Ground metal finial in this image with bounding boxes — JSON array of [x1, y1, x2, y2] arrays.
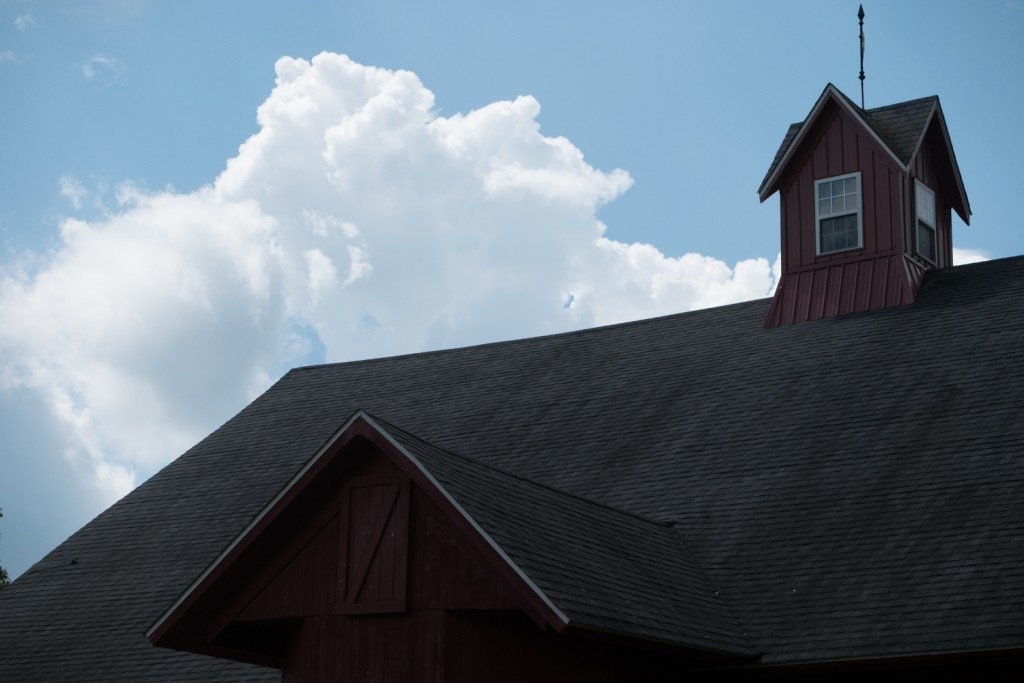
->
[[858, 5, 866, 108]]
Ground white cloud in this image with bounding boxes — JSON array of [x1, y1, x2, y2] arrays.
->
[[304, 248, 338, 303], [952, 247, 988, 265], [0, 51, 16, 64], [58, 176, 88, 210], [81, 53, 126, 84], [15, 14, 38, 31], [0, 52, 778, 503]]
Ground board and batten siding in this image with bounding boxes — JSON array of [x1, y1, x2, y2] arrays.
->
[[766, 101, 929, 327], [778, 104, 904, 273]]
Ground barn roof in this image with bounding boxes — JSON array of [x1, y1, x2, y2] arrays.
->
[[152, 412, 756, 658], [377, 415, 756, 653], [360, 413, 753, 655], [1, 255, 1023, 678], [758, 84, 970, 222]]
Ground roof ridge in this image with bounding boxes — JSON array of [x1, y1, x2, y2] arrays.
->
[[290, 297, 770, 374], [295, 257, 1018, 379], [368, 413, 674, 529]]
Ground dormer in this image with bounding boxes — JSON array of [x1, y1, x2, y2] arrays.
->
[[758, 84, 970, 327]]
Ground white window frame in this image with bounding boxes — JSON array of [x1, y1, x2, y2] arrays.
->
[[915, 179, 938, 265], [814, 171, 863, 256]]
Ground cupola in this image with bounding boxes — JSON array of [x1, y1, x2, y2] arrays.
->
[[758, 84, 970, 327]]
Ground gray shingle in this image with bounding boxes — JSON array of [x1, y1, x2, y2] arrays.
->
[[377, 416, 756, 655], [1, 255, 1022, 677]]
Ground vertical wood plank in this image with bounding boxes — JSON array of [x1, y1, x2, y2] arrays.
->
[[853, 259, 873, 313], [794, 271, 812, 323], [869, 257, 888, 310], [809, 268, 828, 321], [838, 262, 858, 315], [828, 114, 843, 177], [842, 114, 858, 174]]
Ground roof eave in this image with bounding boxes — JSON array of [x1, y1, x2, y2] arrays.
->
[[917, 102, 971, 225]]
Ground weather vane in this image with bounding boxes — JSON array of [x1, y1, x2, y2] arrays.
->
[[858, 5, 866, 108]]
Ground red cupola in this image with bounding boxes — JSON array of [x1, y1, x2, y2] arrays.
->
[[758, 84, 970, 327]]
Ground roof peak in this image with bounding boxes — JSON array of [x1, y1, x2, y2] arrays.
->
[[822, 82, 937, 115]]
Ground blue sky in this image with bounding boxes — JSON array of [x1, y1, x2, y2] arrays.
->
[[0, 0, 1021, 579]]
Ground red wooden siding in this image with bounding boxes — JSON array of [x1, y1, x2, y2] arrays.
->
[[408, 489, 523, 612], [284, 612, 444, 683], [765, 253, 912, 327], [765, 98, 961, 328], [236, 513, 340, 622], [226, 448, 522, 631], [909, 124, 954, 268], [777, 103, 903, 275], [283, 610, 702, 682], [337, 477, 409, 613]]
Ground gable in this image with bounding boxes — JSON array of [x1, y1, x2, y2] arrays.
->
[[758, 84, 905, 201], [232, 460, 412, 624], [148, 415, 552, 665], [228, 450, 526, 626], [759, 85, 970, 223]]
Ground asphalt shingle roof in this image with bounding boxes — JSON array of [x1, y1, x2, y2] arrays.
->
[[761, 91, 938, 192], [1, 255, 1022, 678], [377, 416, 755, 655]]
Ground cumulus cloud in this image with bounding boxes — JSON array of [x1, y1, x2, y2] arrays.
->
[[58, 176, 88, 210], [952, 247, 988, 265], [81, 53, 125, 84], [15, 14, 38, 31], [0, 53, 778, 503]]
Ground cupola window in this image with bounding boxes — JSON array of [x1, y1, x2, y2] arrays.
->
[[815, 172, 862, 255], [915, 180, 937, 263]]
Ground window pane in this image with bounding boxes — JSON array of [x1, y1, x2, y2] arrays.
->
[[917, 220, 936, 262], [820, 214, 859, 253], [916, 181, 936, 228], [818, 176, 860, 218]]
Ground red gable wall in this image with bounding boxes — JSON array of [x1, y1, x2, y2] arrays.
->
[[776, 102, 904, 275], [907, 124, 955, 269]]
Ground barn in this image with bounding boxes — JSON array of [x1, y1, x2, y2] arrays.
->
[[1, 83, 1022, 680]]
